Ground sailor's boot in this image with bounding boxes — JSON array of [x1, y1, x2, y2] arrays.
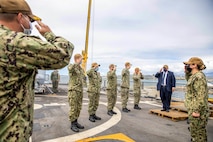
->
[[76, 120, 84, 129], [71, 120, 79, 132], [134, 104, 141, 110], [89, 115, 96, 122]]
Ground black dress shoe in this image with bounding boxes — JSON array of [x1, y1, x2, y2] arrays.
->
[[161, 109, 166, 111], [107, 110, 113, 116], [122, 108, 129, 113], [94, 114, 101, 120], [89, 115, 96, 122], [112, 110, 117, 114]]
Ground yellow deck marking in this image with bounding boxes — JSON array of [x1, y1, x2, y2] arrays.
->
[[76, 133, 135, 142], [208, 98, 213, 104]]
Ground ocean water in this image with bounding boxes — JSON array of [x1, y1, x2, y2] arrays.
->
[[43, 75, 213, 99], [56, 75, 186, 86]]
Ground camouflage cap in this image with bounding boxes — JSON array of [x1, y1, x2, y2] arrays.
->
[[0, 0, 41, 22], [163, 65, 168, 69], [91, 62, 100, 68], [183, 57, 204, 65], [183, 57, 206, 70]]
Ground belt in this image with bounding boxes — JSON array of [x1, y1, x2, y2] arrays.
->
[[161, 85, 166, 87]]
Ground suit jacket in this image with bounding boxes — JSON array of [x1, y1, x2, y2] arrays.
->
[[155, 71, 176, 91]]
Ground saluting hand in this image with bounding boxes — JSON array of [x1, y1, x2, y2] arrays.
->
[[35, 21, 52, 36]]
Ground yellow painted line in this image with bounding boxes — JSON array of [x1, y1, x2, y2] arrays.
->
[[208, 98, 213, 104], [76, 133, 135, 142]]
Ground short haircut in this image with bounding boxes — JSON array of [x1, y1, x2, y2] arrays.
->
[[0, 13, 17, 22], [109, 64, 114, 69], [74, 54, 82, 61], [125, 62, 131, 67], [135, 67, 140, 72]]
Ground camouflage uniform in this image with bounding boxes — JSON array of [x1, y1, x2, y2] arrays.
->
[[185, 71, 209, 142], [133, 73, 144, 105], [68, 64, 85, 122], [87, 68, 102, 116], [121, 68, 130, 109], [0, 25, 73, 141], [97, 72, 102, 92], [51, 70, 60, 92], [107, 70, 117, 111]]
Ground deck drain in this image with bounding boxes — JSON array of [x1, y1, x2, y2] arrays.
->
[[43, 124, 51, 128], [166, 124, 173, 126]]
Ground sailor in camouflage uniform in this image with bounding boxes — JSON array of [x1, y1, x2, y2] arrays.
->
[[68, 54, 85, 132], [184, 57, 209, 142], [106, 64, 118, 116], [87, 62, 102, 122], [51, 70, 60, 93], [121, 62, 132, 112], [133, 67, 144, 110], [0, 0, 74, 141]]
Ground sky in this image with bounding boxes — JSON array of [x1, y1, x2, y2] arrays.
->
[[27, 0, 213, 76]]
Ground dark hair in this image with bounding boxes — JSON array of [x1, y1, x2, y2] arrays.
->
[[0, 13, 17, 22]]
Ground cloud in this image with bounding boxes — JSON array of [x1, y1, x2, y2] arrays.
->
[[28, 0, 213, 76]]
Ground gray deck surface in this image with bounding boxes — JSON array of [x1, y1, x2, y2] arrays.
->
[[32, 87, 213, 142]]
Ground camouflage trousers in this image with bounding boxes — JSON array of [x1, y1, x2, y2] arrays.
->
[[88, 92, 100, 115], [0, 111, 32, 142], [120, 87, 129, 108], [107, 89, 117, 111], [52, 80, 59, 92], [68, 90, 83, 122], [188, 112, 209, 142], [133, 88, 141, 105]]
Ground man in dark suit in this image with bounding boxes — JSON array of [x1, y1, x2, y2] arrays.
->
[[155, 65, 176, 112]]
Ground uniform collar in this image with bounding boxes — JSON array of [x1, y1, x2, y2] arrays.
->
[[0, 24, 10, 30]]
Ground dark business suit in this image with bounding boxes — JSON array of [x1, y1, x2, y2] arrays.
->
[[155, 71, 176, 111]]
